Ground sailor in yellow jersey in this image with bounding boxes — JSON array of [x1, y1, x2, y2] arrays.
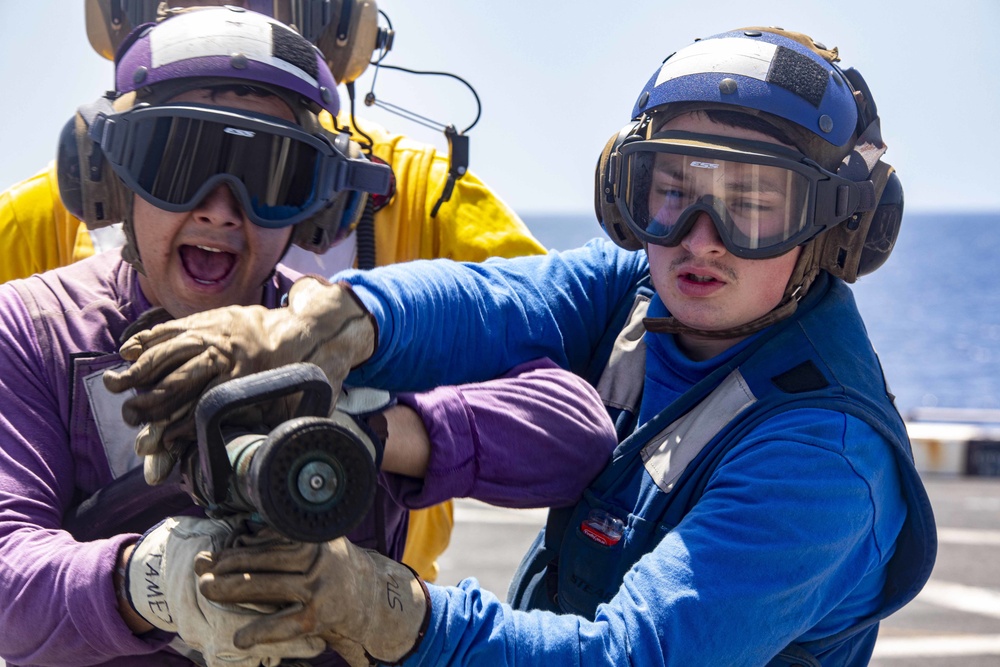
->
[[0, 0, 545, 583]]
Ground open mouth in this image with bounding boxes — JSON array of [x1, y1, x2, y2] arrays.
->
[[684, 272, 720, 284], [179, 244, 237, 285]]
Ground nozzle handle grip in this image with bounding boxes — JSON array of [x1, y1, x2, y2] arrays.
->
[[194, 362, 333, 505]]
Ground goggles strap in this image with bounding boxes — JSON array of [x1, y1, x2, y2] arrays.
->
[[837, 119, 887, 212], [817, 160, 894, 282]]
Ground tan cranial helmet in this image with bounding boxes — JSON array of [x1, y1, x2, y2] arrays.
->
[[85, 0, 390, 83]]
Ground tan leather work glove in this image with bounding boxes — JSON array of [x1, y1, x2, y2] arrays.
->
[[196, 535, 430, 667], [103, 278, 377, 484], [127, 516, 325, 666]]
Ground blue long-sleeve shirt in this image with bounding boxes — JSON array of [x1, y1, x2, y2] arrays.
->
[[344, 240, 648, 390], [338, 239, 909, 666]]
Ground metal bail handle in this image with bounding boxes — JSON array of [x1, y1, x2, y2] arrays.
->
[[193, 362, 334, 505]]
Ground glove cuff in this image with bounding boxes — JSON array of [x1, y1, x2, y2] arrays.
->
[[125, 519, 178, 632], [365, 562, 431, 666], [285, 277, 379, 370], [336, 386, 396, 470], [336, 281, 380, 370], [361, 556, 431, 664]]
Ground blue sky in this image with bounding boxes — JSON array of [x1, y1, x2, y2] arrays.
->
[[2, 1, 997, 215]]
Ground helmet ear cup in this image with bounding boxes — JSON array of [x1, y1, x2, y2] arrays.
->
[[292, 190, 368, 254], [817, 161, 902, 282], [317, 0, 387, 84], [56, 96, 132, 229], [84, 0, 149, 61], [292, 133, 373, 254], [56, 114, 86, 221], [856, 169, 903, 277], [595, 123, 644, 251]]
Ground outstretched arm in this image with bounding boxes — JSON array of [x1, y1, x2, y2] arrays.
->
[[380, 358, 617, 510], [342, 239, 649, 390]]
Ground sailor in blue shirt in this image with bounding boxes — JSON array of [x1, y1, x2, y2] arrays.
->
[[113, 26, 936, 667]]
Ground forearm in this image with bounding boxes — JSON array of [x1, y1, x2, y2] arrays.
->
[[405, 581, 598, 667], [0, 312, 163, 663], [384, 358, 617, 509], [381, 403, 431, 478], [0, 523, 164, 664]]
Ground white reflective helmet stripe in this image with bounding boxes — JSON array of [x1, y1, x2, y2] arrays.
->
[[655, 38, 778, 87], [150, 12, 320, 87]]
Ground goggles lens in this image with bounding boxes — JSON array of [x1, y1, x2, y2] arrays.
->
[[616, 135, 833, 258], [97, 104, 337, 228]]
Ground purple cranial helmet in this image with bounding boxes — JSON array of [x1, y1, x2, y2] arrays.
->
[[115, 5, 340, 119], [57, 5, 392, 268]]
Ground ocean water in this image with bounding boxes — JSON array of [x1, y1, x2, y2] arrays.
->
[[519, 211, 1000, 416]]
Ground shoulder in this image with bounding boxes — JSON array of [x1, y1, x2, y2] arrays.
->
[[18, 250, 131, 301], [733, 407, 900, 484], [0, 161, 75, 232], [0, 161, 86, 280], [0, 164, 58, 245], [1, 162, 59, 207], [726, 408, 906, 551], [4, 251, 140, 344]]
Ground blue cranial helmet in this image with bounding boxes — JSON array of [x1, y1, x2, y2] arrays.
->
[[631, 28, 863, 159], [593, 27, 902, 337]]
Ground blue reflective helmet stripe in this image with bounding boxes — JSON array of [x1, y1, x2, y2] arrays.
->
[[632, 30, 859, 147]]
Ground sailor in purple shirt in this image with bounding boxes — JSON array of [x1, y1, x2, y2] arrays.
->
[[0, 8, 616, 667]]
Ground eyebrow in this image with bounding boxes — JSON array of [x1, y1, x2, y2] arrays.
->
[[652, 154, 690, 181], [725, 178, 788, 195], [652, 163, 686, 181], [653, 160, 790, 196]]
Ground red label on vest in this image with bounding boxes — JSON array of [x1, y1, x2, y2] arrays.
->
[[580, 521, 621, 546]]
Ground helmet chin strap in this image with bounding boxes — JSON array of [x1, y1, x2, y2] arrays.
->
[[120, 207, 146, 277], [105, 166, 145, 274], [642, 236, 824, 340]]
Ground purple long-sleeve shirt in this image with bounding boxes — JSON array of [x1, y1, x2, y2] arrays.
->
[[0, 250, 615, 666]]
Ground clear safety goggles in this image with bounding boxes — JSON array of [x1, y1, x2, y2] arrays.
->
[[91, 103, 386, 228], [614, 132, 863, 258]]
